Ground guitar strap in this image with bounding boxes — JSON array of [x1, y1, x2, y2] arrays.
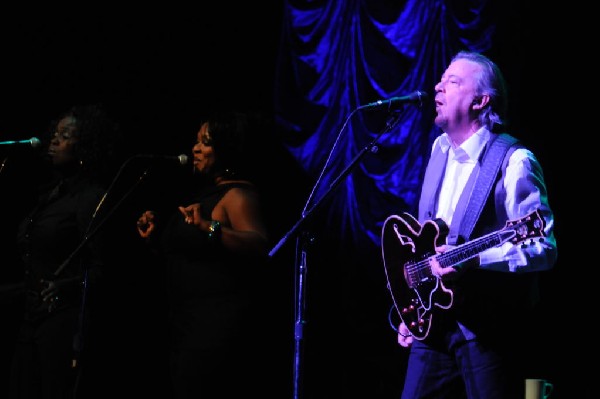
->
[[447, 133, 519, 245]]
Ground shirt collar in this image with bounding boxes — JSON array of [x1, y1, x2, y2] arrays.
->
[[439, 127, 493, 162]]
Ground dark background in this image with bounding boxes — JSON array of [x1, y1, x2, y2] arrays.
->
[[0, 4, 587, 399], [0, 7, 283, 150], [0, 5, 302, 398]]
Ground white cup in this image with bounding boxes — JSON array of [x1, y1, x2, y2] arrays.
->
[[525, 378, 553, 399]]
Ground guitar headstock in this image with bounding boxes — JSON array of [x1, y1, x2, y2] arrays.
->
[[505, 209, 546, 245]]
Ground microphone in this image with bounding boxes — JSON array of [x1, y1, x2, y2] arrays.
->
[[359, 90, 428, 110], [135, 154, 189, 165], [0, 137, 42, 148]]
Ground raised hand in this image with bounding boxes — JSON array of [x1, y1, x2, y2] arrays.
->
[[136, 210, 156, 238]]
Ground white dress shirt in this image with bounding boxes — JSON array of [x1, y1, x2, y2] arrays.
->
[[431, 127, 557, 273]]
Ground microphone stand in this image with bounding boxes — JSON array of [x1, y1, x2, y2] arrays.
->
[[53, 156, 154, 398], [269, 109, 404, 399]]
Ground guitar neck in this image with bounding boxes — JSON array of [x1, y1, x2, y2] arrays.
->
[[437, 229, 514, 268]]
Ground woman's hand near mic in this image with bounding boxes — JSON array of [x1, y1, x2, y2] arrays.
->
[[136, 210, 156, 238], [178, 203, 210, 232]]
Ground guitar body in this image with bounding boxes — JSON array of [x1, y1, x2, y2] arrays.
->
[[381, 213, 453, 340], [381, 209, 545, 341]]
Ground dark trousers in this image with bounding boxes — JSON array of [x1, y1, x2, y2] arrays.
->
[[401, 322, 523, 399], [9, 307, 79, 399]]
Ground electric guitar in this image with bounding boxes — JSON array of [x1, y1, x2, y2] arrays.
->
[[380, 209, 545, 340]]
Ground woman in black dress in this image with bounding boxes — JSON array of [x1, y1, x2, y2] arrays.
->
[[9, 104, 122, 399], [136, 111, 271, 398]]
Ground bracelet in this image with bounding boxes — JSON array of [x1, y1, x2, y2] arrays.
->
[[207, 220, 222, 241]]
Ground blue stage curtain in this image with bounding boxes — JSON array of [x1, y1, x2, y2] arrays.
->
[[274, 0, 498, 250]]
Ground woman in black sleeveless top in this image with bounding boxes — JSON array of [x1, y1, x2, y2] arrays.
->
[[136, 111, 271, 398]]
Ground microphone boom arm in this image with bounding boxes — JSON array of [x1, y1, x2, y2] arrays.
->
[[269, 109, 404, 399]]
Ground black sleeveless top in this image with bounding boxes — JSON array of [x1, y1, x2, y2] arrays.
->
[[159, 182, 265, 349]]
